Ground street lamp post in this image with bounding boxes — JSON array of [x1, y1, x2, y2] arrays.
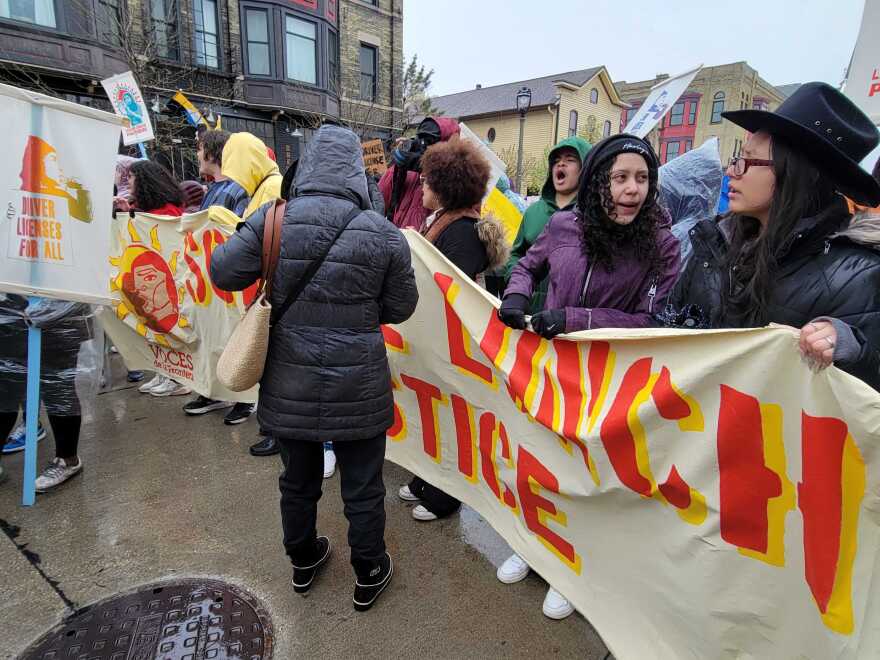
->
[[515, 86, 532, 195]]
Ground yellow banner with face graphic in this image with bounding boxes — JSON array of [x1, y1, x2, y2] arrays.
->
[[99, 209, 258, 403], [383, 230, 880, 660]]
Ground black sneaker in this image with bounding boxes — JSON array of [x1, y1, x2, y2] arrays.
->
[[224, 402, 255, 425], [292, 536, 331, 594], [183, 396, 232, 415], [250, 436, 280, 457], [353, 553, 393, 612]]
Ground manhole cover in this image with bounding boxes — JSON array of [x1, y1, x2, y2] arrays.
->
[[21, 578, 273, 659]]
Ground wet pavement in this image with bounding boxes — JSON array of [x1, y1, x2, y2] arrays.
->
[[0, 365, 610, 659]]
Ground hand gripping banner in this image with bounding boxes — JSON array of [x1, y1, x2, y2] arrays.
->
[[385, 230, 880, 660]]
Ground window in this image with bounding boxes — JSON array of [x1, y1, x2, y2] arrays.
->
[[97, 0, 123, 45], [590, 88, 599, 104], [568, 110, 578, 137], [687, 101, 697, 125], [669, 101, 684, 126], [359, 43, 377, 100], [328, 29, 339, 93], [244, 8, 270, 75], [194, 0, 219, 69], [624, 105, 640, 126], [665, 141, 680, 162], [287, 16, 317, 84], [150, 0, 179, 60], [1, 0, 56, 27], [487, 127, 496, 143], [603, 120, 611, 137], [684, 139, 692, 153], [711, 92, 724, 124]]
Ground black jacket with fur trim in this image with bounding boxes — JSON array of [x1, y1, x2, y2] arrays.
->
[[668, 197, 880, 391]]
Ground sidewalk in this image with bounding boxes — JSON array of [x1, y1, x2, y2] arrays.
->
[[0, 376, 610, 659]]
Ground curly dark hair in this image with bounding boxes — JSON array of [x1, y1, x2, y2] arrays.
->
[[199, 129, 230, 166], [575, 157, 664, 274], [421, 137, 490, 210], [130, 160, 183, 212]]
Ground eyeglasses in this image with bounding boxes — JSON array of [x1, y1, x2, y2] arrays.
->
[[727, 157, 773, 177]]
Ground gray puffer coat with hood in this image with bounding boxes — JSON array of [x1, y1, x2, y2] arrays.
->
[[211, 125, 418, 441]]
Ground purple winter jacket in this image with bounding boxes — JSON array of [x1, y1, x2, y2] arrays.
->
[[505, 210, 680, 331]]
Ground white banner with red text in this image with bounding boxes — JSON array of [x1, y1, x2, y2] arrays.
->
[[384, 230, 880, 660]]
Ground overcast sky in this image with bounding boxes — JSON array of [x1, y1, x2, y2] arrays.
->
[[403, 0, 866, 96]]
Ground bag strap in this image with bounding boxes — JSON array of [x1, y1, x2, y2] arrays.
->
[[260, 200, 286, 299], [271, 204, 362, 325]]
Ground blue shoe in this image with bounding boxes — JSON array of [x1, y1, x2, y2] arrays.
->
[[127, 370, 145, 383], [3, 422, 47, 454]]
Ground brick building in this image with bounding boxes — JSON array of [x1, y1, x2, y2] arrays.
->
[[615, 62, 786, 165], [0, 0, 403, 178], [429, 67, 629, 194]]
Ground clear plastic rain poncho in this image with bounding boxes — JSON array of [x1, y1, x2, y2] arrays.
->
[[658, 137, 724, 264], [0, 294, 102, 416]]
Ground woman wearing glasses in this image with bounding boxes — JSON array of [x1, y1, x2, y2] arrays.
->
[[665, 83, 880, 390]]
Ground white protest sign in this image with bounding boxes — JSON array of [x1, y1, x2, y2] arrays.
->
[[459, 122, 508, 199], [0, 83, 122, 305], [101, 71, 155, 145], [624, 65, 702, 138]]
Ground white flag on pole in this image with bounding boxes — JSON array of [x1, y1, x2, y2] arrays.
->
[[101, 71, 155, 145], [624, 65, 703, 138]]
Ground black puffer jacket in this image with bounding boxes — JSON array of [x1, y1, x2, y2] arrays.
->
[[668, 197, 880, 391], [211, 125, 419, 441]]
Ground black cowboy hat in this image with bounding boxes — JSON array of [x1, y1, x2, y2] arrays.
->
[[722, 82, 880, 206]]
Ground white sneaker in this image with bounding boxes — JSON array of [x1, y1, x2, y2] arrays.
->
[[139, 374, 165, 393], [412, 504, 438, 521], [497, 553, 530, 584], [323, 448, 336, 478], [150, 378, 191, 397], [35, 457, 83, 492], [542, 587, 575, 620], [398, 484, 419, 502]]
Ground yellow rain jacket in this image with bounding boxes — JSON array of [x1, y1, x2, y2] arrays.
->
[[221, 132, 282, 218]]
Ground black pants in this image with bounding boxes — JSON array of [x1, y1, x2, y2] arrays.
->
[[408, 476, 461, 518], [0, 411, 81, 458], [279, 434, 386, 572]]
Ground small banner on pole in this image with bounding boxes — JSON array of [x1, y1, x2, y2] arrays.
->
[[624, 64, 702, 138], [101, 71, 155, 145], [0, 83, 121, 305]]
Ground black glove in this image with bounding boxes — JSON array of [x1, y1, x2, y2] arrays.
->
[[498, 293, 529, 330], [530, 309, 566, 339]]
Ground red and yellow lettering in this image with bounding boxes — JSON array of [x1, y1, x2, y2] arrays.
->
[[717, 385, 791, 558], [203, 229, 234, 305], [183, 232, 211, 305], [598, 357, 659, 499], [586, 341, 614, 433], [451, 395, 478, 482], [381, 325, 408, 353], [434, 273, 495, 386], [506, 332, 546, 412], [652, 367, 708, 525], [478, 306, 512, 367], [478, 412, 517, 510], [516, 445, 581, 574], [387, 378, 407, 441], [799, 413, 865, 634], [400, 374, 447, 462]]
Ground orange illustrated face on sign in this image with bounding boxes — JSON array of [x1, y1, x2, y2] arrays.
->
[[110, 219, 192, 347], [19, 135, 93, 223]]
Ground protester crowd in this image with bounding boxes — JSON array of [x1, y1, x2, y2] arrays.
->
[[1, 81, 879, 617]]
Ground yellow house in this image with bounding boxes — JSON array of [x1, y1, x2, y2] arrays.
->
[[428, 67, 629, 193]]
